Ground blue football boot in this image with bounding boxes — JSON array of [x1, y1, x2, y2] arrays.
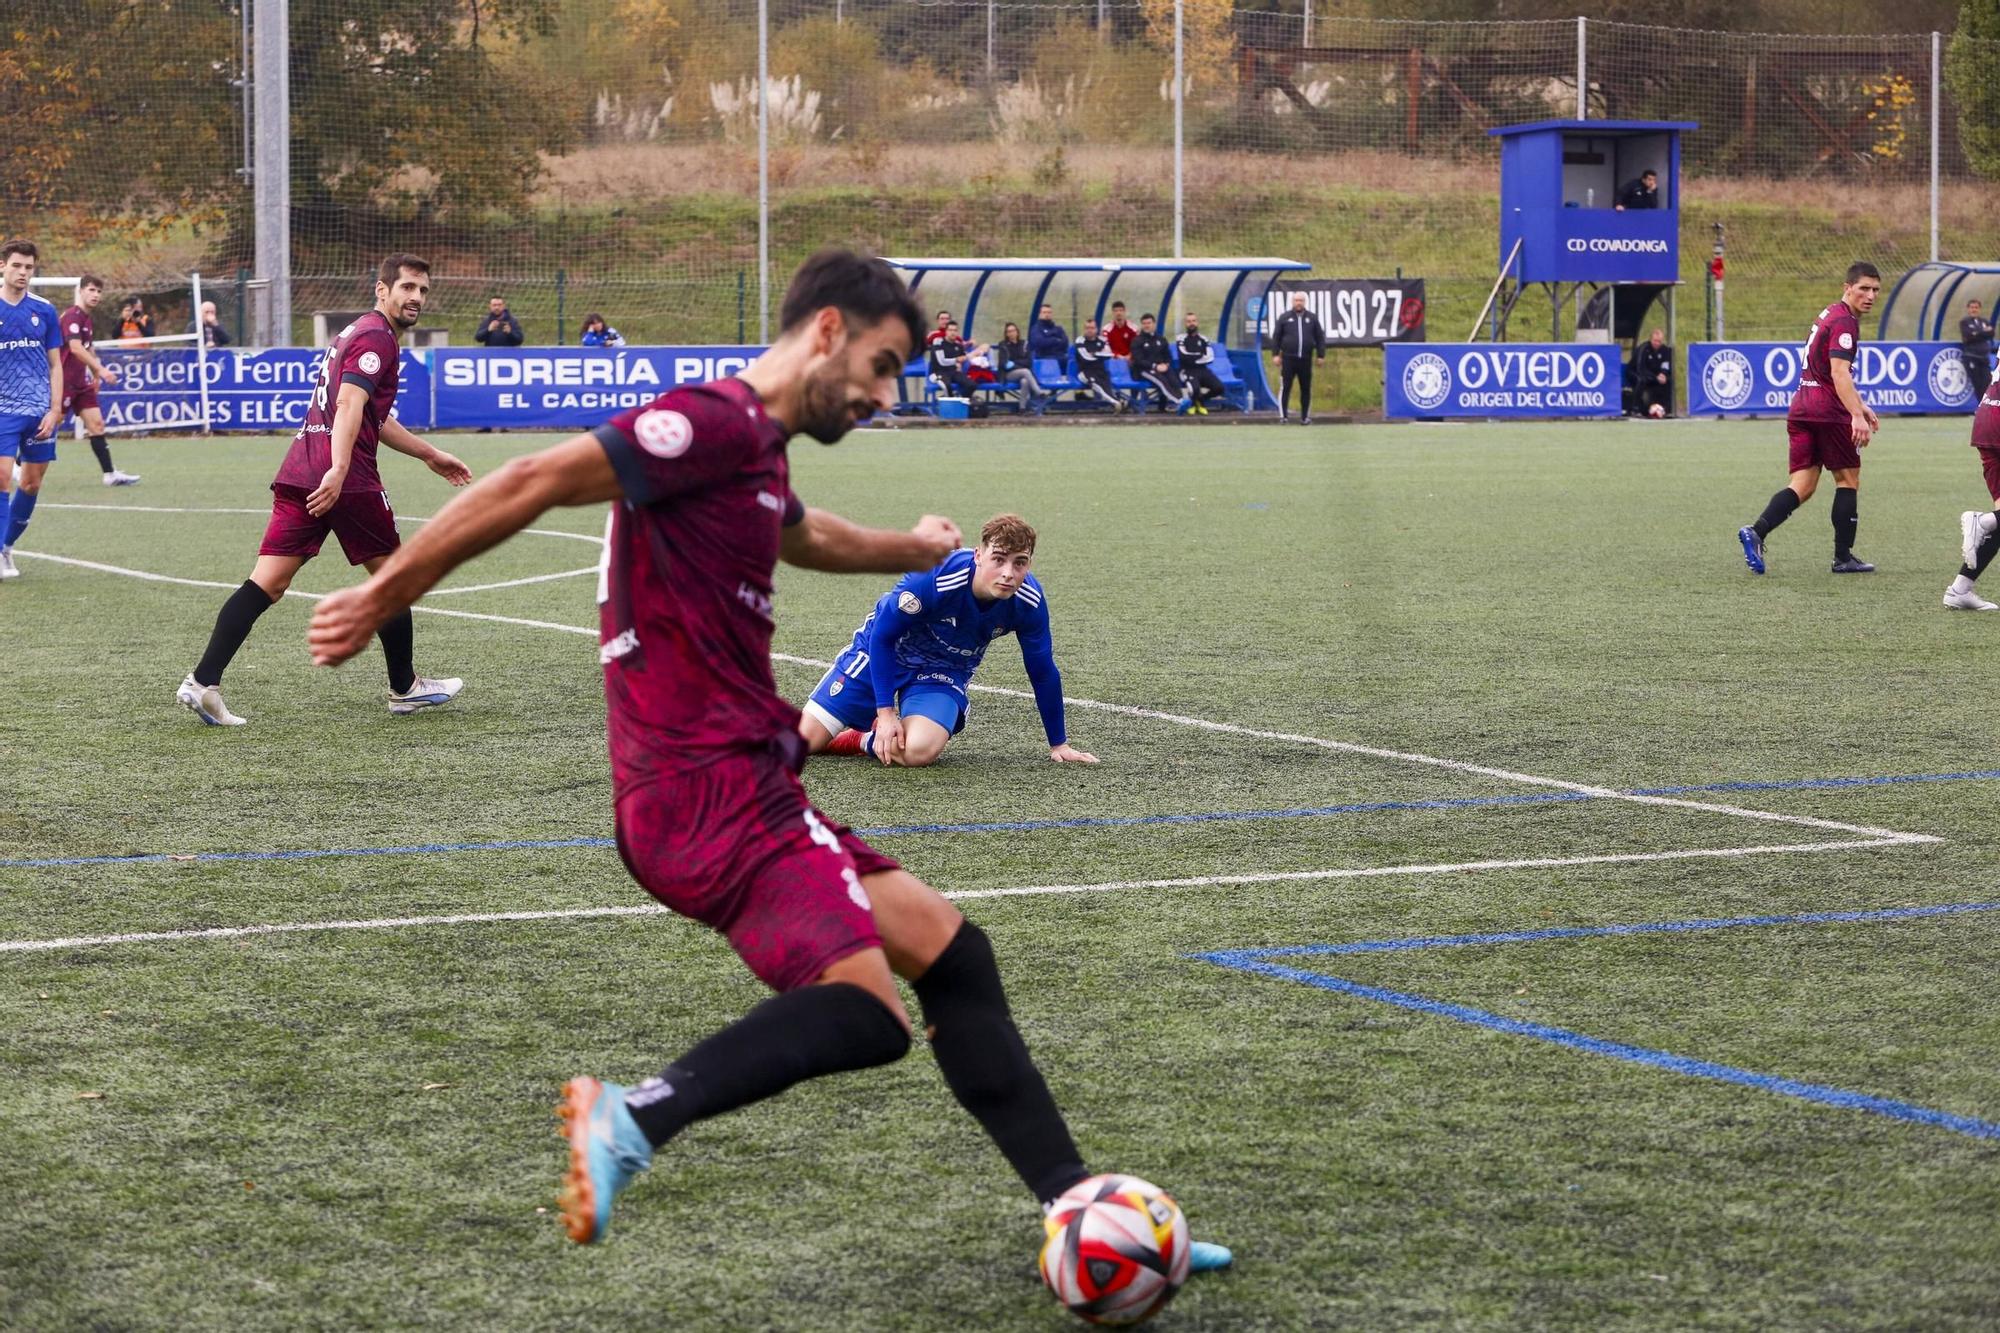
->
[[1188, 1239, 1235, 1273], [557, 1076, 654, 1244], [1738, 525, 1765, 574]]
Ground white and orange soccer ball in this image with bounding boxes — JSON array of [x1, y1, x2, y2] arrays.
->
[[1038, 1173, 1191, 1326]]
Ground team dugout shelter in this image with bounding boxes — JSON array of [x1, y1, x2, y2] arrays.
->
[[1879, 262, 2000, 342], [884, 257, 1310, 414]]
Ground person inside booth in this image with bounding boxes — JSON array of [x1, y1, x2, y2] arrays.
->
[[1616, 169, 1660, 210]]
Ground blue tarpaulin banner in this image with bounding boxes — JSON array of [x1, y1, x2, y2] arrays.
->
[[1384, 343, 1622, 419], [430, 346, 763, 429], [96, 346, 433, 432], [1689, 341, 1977, 416]]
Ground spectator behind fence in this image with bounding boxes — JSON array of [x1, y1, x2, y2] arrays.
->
[[1104, 301, 1135, 358], [1961, 298, 1994, 401], [475, 296, 524, 347], [927, 320, 976, 397], [1615, 169, 1659, 210], [1130, 314, 1189, 414], [117, 298, 154, 341], [1029, 302, 1070, 363], [1178, 312, 1227, 414], [1635, 327, 1673, 417], [197, 301, 232, 349], [995, 321, 1050, 414], [927, 309, 953, 347], [1072, 318, 1127, 412], [579, 312, 626, 348]]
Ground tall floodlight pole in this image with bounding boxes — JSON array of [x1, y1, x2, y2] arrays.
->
[[1931, 30, 1941, 263], [1576, 17, 1586, 119], [1173, 0, 1184, 260], [1304, 0, 1313, 47], [987, 0, 996, 83], [253, 0, 291, 347], [758, 0, 770, 344]]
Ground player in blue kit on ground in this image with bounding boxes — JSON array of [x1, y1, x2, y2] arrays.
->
[[0, 239, 67, 582], [799, 512, 1098, 767]]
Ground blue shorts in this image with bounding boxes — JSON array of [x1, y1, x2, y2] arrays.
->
[[804, 669, 969, 738], [0, 414, 55, 464]]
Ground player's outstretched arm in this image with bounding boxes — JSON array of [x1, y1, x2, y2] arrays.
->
[[379, 414, 472, 486], [308, 433, 620, 666], [781, 506, 960, 573]]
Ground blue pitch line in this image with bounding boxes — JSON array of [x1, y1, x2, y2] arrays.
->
[[1210, 901, 2000, 959], [1193, 953, 2000, 1142], [5, 767, 1994, 872]]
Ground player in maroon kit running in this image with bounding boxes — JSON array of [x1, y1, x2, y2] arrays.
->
[[1738, 262, 1882, 575], [1942, 374, 2000, 610], [177, 254, 471, 725], [303, 249, 1233, 1274], [58, 276, 139, 486]]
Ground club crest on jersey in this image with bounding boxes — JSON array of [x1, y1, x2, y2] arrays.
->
[[1838, 332, 1854, 350], [634, 408, 693, 459], [898, 591, 923, 614], [356, 350, 382, 375]]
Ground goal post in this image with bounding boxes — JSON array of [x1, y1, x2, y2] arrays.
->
[[38, 272, 218, 436]]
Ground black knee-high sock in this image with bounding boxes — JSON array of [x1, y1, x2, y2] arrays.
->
[[192, 580, 276, 687], [622, 982, 909, 1149], [88, 435, 113, 474], [1752, 487, 1801, 537], [1961, 526, 2000, 580], [378, 609, 416, 694], [913, 922, 1087, 1205], [1831, 486, 1859, 559]]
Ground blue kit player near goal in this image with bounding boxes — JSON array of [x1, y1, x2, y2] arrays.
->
[[0, 239, 66, 583], [799, 512, 1098, 767]]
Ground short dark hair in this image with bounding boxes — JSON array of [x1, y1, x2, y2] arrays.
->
[[584, 311, 604, 327], [79, 274, 105, 290], [1641, 168, 1657, 178], [1140, 312, 1155, 322], [377, 253, 429, 285], [1, 239, 37, 262], [779, 248, 923, 351], [1111, 300, 1126, 310], [1845, 261, 1881, 284]]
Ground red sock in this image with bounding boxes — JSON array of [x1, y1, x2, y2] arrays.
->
[[827, 729, 865, 756]]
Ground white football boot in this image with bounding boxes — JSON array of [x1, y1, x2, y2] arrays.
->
[[103, 469, 142, 486], [0, 548, 17, 580], [388, 676, 464, 715], [176, 673, 248, 725], [1943, 586, 1998, 612]]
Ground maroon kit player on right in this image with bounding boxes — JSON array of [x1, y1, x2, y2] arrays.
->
[[303, 249, 1232, 1275], [176, 253, 472, 726], [1941, 374, 2000, 611], [1738, 262, 1883, 575]]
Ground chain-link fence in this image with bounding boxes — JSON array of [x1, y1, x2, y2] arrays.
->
[[6, 4, 1999, 368]]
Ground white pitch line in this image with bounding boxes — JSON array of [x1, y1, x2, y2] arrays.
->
[[0, 836, 1919, 954], [425, 566, 598, 597], [40, 502, 605, 547], [15, 546, 1943, 848]]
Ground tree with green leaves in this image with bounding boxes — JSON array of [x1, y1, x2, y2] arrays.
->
[[1947, 0, 2000, 178]]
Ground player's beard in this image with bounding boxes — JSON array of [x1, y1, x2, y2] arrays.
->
[[797, 360, 860, 445]]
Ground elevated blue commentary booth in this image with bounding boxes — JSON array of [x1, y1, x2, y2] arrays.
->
[[885, 257, 1310, 413], [1482, 119, 1694, 343]]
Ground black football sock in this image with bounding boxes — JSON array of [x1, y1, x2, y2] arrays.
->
[[378, 609, 416, 694], [913, 921, 1088, 1206], [622, 982, 909, 1149], [1962, 526, 2000, 580], [1831, 486, 1859, 559], [88, 435, 114, 474], [1752, 487, 1801, 538], [192, 580, 276, 687]]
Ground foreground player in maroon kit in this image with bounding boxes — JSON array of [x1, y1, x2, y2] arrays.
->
[[58, 276, 140, 485], [1738, 262, 1882, 575], [305, 250, 1232, 1273], [1942, 374, 2000, 610], [177, 254, 471, 725]]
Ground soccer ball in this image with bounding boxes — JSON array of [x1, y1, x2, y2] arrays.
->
[[1039, 1173, 1191, 1326], [1648, 403, 1666, 418]]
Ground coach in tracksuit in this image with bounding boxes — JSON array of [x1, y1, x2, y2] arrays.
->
[[1270, 293, 1326, 423], [1962, 299, 1994, 402], [1072, 318, 1127, 411], [1178, 313, 1227, 414], [1129, 314, 1189, 413]]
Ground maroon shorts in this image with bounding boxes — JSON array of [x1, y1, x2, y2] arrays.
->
[[259, 484, 401, 565], [614, 750, 901, 992], [1787, 418, 1860, 474], [62, 381, 98, 416], [1978, 446, 2000, 503]]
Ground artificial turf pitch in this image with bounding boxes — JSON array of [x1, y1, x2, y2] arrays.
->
[[4, 419, 1998, 1330]]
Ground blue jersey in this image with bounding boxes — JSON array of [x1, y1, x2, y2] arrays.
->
[[0, 291, 62, 418], [832, 549, 1068, 745]]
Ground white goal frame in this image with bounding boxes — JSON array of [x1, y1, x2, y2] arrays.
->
[[32, 272, 214, 436]]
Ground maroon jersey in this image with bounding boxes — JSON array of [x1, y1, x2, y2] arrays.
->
[[1789, 299, 1861, 424], [593, 377, 807, 790], [1974, 376, 2000, 449], [272, 310, 401, 494], [58, 304, 94, 389]]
